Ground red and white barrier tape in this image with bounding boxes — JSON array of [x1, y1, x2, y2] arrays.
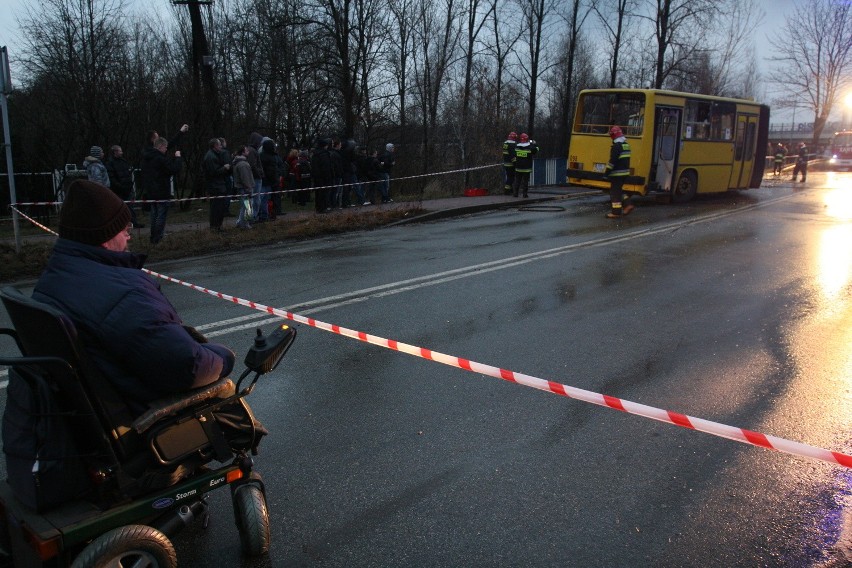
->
[[14, 203, 851, 469], [10, 163, 501, 208], [145, 268, 852, 470], [10, 207, 57, 235]]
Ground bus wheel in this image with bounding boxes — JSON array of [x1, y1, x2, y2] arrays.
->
[[673, 171, 697, 203]]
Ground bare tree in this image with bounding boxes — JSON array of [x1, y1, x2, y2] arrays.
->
[[554, 0, 593, 155], [17, 0, 132, 161], [482, 0, 523, 122], [411, 0, 462, 169], [768, 0, 852, 146], [668, 0, 762, 97], [515, 0, 557, 135], [638, 0, 717, 89], [387, 0, 419, 132], [311, 0, 387, 139], [593, 0, 638, 88]]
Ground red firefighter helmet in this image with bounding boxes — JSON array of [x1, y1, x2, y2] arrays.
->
[[508, 132, 518, 141], [609, 125, 624, 139], [519, 133, 530, 143]]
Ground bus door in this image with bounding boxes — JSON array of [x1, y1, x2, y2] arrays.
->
[[731, 114, 758, 188], [652, 106, 681, 192]]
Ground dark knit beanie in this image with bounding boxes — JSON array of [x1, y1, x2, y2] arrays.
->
[[59, 179, 131, 245], [90, 146, 103, 159]]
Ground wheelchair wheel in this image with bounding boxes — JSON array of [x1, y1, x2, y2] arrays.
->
[[70, 525, 177, 568], [232, 484, 271, 556]]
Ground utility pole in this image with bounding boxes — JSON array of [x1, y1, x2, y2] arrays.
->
[[0, 46, 20, 254], [173, 0, 221, 129], [173, 0, 221, 198]]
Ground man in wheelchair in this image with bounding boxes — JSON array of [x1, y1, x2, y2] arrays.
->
[[33, 179, 266, 450], [0, 179, 291, 565]]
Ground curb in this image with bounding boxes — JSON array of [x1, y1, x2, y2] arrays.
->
[[389, 191, 599, 227]]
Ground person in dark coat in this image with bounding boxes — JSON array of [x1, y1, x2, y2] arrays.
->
[[358, 148, 383, 205], [329, 138, 344, 209], [32, 180, 266, 449], [340, 138, 359, 207], [139, 137, 183, 244], [294, 150, 312, 206], [258, 138, 279, 222], [203, 138, 231, 231], [311, 139, 335, 213], [106, 145, 143, 228], [378, 143, 395, 203]]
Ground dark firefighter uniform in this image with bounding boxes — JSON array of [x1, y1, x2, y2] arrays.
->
[[773, 144, 786, 176], [605, 126, 634, 218], [792, 142, 808, 182], [502, 133, 517, 194], [511, 135, 538, 198]]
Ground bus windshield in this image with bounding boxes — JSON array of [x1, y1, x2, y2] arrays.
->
[[574, 92, 645, 136]]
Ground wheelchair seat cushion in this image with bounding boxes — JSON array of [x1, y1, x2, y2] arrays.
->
[[131, 378, 235, 434]]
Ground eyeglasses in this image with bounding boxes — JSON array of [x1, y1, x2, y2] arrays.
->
[[124, 223, 133, 236]]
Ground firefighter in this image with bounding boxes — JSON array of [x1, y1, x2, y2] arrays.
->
[[502, 132, 518, 194], [512, 133, 538, 198], [605, 125, 634, 219], [773, 143, 787, 176], [792, 141, 808, 182]]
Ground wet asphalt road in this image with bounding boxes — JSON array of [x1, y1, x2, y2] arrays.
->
[[3, 173, 852, 566]]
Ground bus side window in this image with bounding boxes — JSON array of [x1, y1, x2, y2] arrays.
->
[[684, 100, 712, 140], [711, 103, 736, 140]]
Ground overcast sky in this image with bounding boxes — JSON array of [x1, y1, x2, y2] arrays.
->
[[0, 0, 828, 125]]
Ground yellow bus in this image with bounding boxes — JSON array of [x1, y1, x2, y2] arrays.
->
[[566, 89, 770, 202]]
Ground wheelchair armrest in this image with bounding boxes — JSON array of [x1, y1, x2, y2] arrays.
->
[[132, 378, 234, 434]]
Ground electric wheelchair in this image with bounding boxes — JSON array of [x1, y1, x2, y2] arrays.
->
[[0, 286, 296, 567]]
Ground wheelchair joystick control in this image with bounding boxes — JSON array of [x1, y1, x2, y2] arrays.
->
[[254, 328, 267, 348]]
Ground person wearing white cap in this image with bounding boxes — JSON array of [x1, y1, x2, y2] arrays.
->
[[379, 143, 396, 203]]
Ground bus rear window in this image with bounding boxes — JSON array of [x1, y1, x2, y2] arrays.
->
[[574, 92, 645, 136]]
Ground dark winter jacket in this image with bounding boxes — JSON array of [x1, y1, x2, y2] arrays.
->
[[359, 154, 382, 181], [32, 238, 233, 416], [379, 150, 395, 174], [513, 141, 538, 173], [139, 147, 182, 200], [605, 138, 630, 177], [502, 139, 517, 167], [330, 147, 344, 179], [259, 140, 279, 186], [246, 132, 264, 180], [202, 148, 229, 194], [106, 156, 134, 200], [311, 148, 334, 187]]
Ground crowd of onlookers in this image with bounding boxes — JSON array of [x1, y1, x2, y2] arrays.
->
[[82, 124, 399, 242]]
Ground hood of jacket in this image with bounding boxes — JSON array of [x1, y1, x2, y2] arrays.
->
[[248, 132, 264, 149]]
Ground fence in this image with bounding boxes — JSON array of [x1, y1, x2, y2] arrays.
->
[[531, 158, 567, 186]]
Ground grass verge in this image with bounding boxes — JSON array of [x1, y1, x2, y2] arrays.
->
[[1, 206, 423, 284]]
